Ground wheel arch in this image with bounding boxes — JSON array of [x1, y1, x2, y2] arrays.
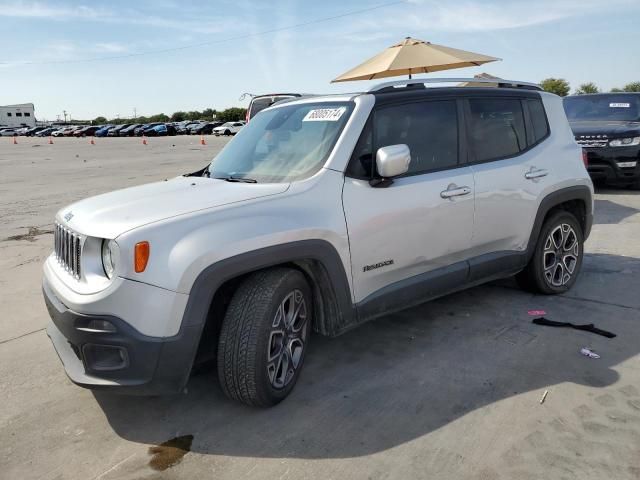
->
[[183, 240, 356, 368], [526, 185, 593, 261]]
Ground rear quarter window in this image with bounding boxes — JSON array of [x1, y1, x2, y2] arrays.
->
[[527, 98, 550, 145]]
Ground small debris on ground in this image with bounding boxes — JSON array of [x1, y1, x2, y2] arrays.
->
[[580, 347, 600, 359], [532, 317, 616, 338], [540, 389, 549, 404], [528, 310, 546, 316]]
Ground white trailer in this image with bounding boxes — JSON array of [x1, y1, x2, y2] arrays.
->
[[0, 103, 36, 128]]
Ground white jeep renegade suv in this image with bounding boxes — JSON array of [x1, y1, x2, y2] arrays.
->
[[43, 79, 593, 406]]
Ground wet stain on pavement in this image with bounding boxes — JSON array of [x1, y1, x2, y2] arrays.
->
[[148, 434, 194, 471], [4, 226, 53, 242]]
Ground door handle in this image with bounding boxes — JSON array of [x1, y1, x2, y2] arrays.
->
[[525, 168, 548, 179], [440, 185, 471, 199]]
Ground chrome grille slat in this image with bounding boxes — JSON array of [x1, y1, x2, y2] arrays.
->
[[54, 225, 59, 258], [69, 231, 74, 274], [65, 230, 70, 270], [575, 135, 608, 148], [75, 237, 81, 277], [53, 223, 83, 279]]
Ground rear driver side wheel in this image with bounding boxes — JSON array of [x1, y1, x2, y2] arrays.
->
[[217, 268, 312, 407], [516, 211, 584, 294]]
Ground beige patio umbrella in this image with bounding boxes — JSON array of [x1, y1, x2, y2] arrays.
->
[[332, 37, 500, 82]]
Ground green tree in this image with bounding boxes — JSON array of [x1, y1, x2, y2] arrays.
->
[[108, 118, 128, 125], [540, 78, 570, 97], [185, 111, 202, 121], [623, 82, 640, 92], [92, 116, 107, 125], [202, 108, 217, 120], [148, 113, 170, 122], [575, 82, 599, 94], [171, 111, 186, 122], [611, 87, 623, 92], [217, 107, 247, 122]]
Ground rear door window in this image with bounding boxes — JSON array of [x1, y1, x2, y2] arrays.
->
[[467, 98, 527, 162], [373, 100, 459, 176]]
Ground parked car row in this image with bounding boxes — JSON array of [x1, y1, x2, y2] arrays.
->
[[2, 120, 246, 138]]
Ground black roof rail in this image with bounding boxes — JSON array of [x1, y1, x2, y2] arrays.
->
[[368, 78, 542, 93]]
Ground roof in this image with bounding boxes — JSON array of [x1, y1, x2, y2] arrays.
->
[[566, 92, 640, 97], [0, 103, 35, 108], [263, 78, 542, 112]]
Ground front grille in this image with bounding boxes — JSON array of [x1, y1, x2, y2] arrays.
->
[[575, 135, 608, 148], [54, 223, 83, 279]]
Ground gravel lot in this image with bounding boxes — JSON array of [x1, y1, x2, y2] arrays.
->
[[1, 136, 639, 480]]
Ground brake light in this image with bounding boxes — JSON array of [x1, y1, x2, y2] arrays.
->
[[245, 109, 250, 123], [582, 149, 588, 168], [134, 241, 150, 273]]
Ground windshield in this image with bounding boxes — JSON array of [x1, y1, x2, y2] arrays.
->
[[210, 101, 353, 183], [564, 95, 640, 122]]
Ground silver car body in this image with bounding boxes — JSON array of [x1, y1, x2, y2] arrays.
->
[[42, 82, 593, 392]]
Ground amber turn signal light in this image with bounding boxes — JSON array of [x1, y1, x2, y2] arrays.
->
[[134, 241, 150, 273]]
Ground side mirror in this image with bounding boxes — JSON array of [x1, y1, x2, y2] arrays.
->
[[373, 144, 410, 186]]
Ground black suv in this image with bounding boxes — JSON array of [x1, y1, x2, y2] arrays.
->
[[564, 93, 640, 188]]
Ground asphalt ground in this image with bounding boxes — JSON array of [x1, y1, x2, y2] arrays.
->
[[1, 136, 639, 479]]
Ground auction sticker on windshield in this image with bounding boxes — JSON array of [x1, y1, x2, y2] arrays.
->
[[610, 103, 631, 108], [303, 107, 347, 122]]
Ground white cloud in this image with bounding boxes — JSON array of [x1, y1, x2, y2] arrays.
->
[[343, 0, 640, 34], [0, 1, 104, 19], [94, 42, 128, 53], [0, 1, 235, 34], [42, 41, 80, 61]]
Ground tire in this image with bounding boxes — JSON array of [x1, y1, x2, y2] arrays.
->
[[217, 268, 312, 407], [225, 129, 230, 136], [516, 211, 584, 294]]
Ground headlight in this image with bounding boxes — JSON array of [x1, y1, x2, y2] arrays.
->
[[101, 239, 118, 279], [609, 137, 640, 147]]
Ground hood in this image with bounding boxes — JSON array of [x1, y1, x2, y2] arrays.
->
[[569, 120, 640, 138], [56, 176, 289, 239]]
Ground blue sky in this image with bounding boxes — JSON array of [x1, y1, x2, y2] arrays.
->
[[1, 0, 639, 121]]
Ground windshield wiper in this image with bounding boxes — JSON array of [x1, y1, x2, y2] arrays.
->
[[214, 175, 258, 183]]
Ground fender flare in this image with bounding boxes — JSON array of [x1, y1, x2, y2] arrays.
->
[[162, 240, 356, 391], [526, 185, 593, 261], [181, 239, 355, 330]]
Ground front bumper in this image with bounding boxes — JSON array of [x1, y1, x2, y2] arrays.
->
[[584, 146, 640, 184], [43, 279, 202, 395]]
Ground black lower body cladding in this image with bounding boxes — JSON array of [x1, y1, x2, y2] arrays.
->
[[43, 281, 200, 395]]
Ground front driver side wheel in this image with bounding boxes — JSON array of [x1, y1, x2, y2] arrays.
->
[[217, 268, 312, 407], [516, 211, 584, 294]]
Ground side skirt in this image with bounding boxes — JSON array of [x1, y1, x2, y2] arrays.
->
[[345, 251, 527, 335]]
